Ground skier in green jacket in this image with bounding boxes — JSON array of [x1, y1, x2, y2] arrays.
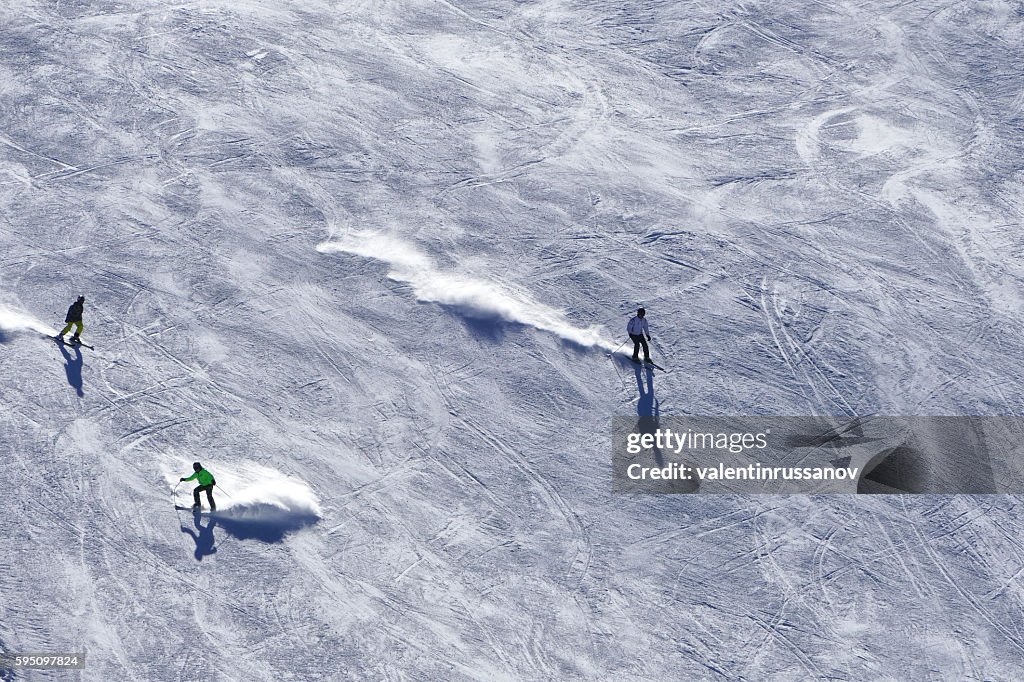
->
[[180, 462, 217, 511]]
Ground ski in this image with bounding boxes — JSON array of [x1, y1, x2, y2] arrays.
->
[[613, 352, 667, 372], [53, 336, 94, 350], [631, 357, 667, 372], [174, 505, 217, 514]]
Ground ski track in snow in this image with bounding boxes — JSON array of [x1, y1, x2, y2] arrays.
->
[[2, 0, 1024, 679]]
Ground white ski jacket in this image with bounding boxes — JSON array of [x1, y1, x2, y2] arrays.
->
[[627, 316, 649, 337]]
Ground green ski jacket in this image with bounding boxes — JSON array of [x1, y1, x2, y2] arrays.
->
[[183, 469, 215, 486]]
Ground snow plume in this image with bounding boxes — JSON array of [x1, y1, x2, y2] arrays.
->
[[0, 305, 57, 340], [317, 232, 616, 350], [167, 461, 320, 543]]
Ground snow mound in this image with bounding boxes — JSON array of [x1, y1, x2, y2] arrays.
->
[[0, 305, 56, 341], [318, 232, 616, 350], [169, 462, 320, 543]]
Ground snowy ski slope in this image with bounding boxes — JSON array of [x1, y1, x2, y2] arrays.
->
[[3, 0, 1024, 679]]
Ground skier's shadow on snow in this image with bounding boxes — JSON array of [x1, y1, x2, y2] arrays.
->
[[633, 363, 698, 492], [181, 510, 218, 561], [57, 342, 84, 397], [635, 364, 662, 466], [635, 364, 658, 418]]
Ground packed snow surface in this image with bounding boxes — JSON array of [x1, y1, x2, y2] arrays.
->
[[3, 0, 1024, 679]]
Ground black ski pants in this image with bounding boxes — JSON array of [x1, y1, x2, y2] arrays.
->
[[193, 484, 216, 509], [630, 333, 650, 361]]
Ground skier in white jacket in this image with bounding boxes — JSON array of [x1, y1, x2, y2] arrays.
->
[[627, 307, 651, 362]]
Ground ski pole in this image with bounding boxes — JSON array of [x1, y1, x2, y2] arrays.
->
[[649, 336, 668, 363], [608, 338, 628, 356]]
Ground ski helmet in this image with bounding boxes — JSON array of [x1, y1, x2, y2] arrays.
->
[[193, 462, 202, 471], [637, 307, 646, 317]]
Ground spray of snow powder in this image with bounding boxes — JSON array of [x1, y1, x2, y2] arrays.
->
[[166, 460, 321, 543], [0, 305, 57, 339], [317, 232, 617, 350]]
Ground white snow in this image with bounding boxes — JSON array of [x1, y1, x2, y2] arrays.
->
[[2, 0, 1024, 679]]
